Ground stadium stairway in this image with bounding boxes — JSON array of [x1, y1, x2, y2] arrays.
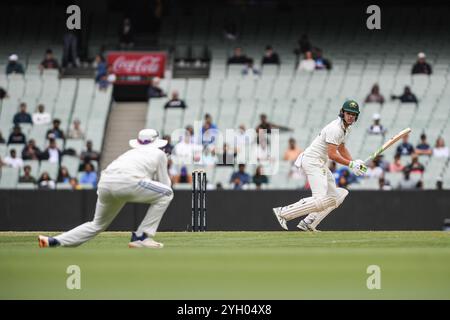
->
[[100, 102, 147, 170]]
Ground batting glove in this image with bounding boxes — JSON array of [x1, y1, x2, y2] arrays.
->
[[349, 159, 368, 176]]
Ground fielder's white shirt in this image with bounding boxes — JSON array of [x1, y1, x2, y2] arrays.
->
[[103, 146, 171, 187], [296, 117, 350, 165]]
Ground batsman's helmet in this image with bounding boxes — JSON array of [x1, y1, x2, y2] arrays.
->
[[339, 100, 360, 121]]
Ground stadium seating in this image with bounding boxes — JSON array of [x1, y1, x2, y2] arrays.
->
[[1, 3, 449, 190]]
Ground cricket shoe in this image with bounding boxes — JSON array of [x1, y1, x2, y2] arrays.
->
[[128, 232, 164, 249], [272, 207, 288, 230], [38, 235, 60, 248], [296, 220, 320, 232]]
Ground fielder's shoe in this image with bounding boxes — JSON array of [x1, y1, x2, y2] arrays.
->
[[272, 207, 288, 230], [296, 220, 320, 232], [38, 235, 60, 248], [128, 232, 164, 249]]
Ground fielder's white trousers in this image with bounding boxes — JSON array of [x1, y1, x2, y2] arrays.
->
[[280, 154, 348, 225], [55, 173, 173, 247]]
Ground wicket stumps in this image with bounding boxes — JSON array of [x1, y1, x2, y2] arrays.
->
[[191, 169, 207, 232]]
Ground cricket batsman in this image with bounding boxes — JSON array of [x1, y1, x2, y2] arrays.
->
[[38, 129, 173, 248], [273, 100, 367, 231]]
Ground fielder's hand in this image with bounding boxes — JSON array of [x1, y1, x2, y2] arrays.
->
[[349, 159, 368, 176]]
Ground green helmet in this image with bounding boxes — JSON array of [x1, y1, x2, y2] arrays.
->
[[341, 100, 360, 114]]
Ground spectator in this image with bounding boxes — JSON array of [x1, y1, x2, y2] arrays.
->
[[57, 166, 72, 184], [397, 170, 420, 190], [201, 147, 217, 167], [201, 113, 218, 145], [39, 49, 60, 71], [296, 34, 312, 55], [147, 77, 167, 99], [67, 119, 85, 139], [391, 86, 418, 104], [365, 160, 384, 179], [0, 130, 5, 144], [80, 163, 97, 188], [313, 48, 332, 70], [80, 140, 101, 166], [261, 45, 280, 65], [62, 31, 78, 68], [252, 165, 269, 190], [297, 51, 316, 72], [41, 138, 62, 164], [433, 137, 449, 158], [389, 154, 405, 172], [374, 154, 389, 172], [336, 167, 358, 185], [436, 178, 443, 191], [411, 52, 432, 75], [172, 132, 196, 164], [119, 18, 134, 49], [254, 135, 273, 163], [94, 54, 107, 83], [174, 165, 192, 184], [404, 154, 425, 175], [37, 172, 56, 190], [69, 177, 82, 190], [164, 90, 187, 109], [242, 59, 260, 76], [0, 86, 8, 99], [337, 175, 348, 188], [378, 177, 393, 191], [46, 119, 65, 140], [22, 139, 41, 160], [227, 47, 250, 64], [32, 104, 51, 126], [6, 54, 24, 75], [235, 125, 253, 152], [365, 84, 385, 104], [256, 113, 273, 134], [3, 149, 23, 169], [19, 165, 37, 184], [7, 125, 26, 145], [283, 138, 302, 161], [216, 182, 224, 190], [415, 133, 433, 156], [396, 135, 414, 156], [162, 134, 174, 155], [216, 143, 237, 166], [367, 113, 387, 136], [13, 103, 32, 125], [230, 164, 251, 190]]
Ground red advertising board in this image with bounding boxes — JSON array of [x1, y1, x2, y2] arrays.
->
[[107, 51, 167, 84]]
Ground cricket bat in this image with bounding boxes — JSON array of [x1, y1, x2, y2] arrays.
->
[[364, 128, 412, 163]]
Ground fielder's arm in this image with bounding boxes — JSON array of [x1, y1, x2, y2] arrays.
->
[[337, 143, 352, 162], [327, 143, 351, 166]]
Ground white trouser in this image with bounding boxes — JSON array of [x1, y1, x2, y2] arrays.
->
[[280, 154, 347, 224], [55, 173, 173, 247]]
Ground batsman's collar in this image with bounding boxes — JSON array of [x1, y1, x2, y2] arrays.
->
[[129, 129, 168, 149]]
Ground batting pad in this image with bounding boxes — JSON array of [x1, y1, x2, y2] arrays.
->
[[280, 196, 336, 221], [309, 188, 349, 228]]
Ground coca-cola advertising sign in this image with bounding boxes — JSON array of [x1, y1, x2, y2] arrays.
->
[[107, 51, 166, 84]]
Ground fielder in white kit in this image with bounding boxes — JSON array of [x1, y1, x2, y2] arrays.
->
[[273, 100, 367, 231], [38, 129, 173, 248]]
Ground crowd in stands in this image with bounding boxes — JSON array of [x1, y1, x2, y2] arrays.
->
[[327, 133, 448, 191], [0, 102, 101, 189]]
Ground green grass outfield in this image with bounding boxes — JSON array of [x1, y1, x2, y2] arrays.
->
[[0, 231, 449, 299]]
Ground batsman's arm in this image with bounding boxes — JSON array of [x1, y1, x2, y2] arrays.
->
[[328, 144, 351, 166], [338, 143, 352, 162]]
